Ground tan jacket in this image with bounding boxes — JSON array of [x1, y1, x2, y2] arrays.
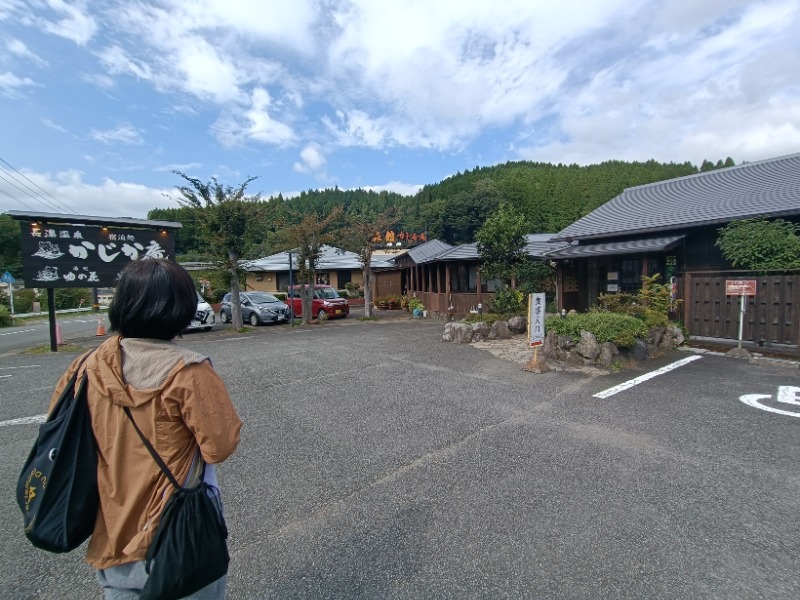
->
[[50, 336, 242, 569]]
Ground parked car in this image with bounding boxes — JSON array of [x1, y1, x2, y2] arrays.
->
[[219, 291, 291, 326], [286, 284, 349, 320], [185, 291, 215, 332]]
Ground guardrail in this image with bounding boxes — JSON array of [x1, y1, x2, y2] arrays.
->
[[11, 307, 108, 319]]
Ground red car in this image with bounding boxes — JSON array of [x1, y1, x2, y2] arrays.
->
[[286, 285, 349, 320]]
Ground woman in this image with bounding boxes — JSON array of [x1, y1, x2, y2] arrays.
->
[[50, 259, 242, 599]]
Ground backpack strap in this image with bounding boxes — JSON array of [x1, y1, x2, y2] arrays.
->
[[122, 407, 187, 490]]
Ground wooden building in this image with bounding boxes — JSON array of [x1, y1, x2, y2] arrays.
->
[[547, 153, 800, 350]]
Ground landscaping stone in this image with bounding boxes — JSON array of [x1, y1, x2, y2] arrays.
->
[[507, 316, 527, 334], [442, 322, 473, 344], [489, 320, 512, 339], [575, 331, 601, 362], [471, 322, 490, 342], [598, 342, 619, 367]]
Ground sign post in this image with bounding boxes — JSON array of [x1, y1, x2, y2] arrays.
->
[[1, 271, 15, 319], [725, 280, 757, 350], [524, 292, 550, 373]]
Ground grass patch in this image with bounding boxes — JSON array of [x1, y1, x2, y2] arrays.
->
[[24, 343, 87, 355]]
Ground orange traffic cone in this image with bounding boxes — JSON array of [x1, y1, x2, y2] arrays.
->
[[96, 317, 107, 336], [55, 323, 64, 345]]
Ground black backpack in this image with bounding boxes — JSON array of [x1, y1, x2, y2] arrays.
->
[[17, 353, 99, 553]]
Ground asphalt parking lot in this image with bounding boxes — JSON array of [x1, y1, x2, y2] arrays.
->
[[1, 318, 799, 599]]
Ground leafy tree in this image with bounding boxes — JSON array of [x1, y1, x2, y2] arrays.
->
[[276, 208, 343, 324], [0, 213, 22, 277], [338, 209, 399, 318], [475, 204, 529, 286], [716, 218, 800, 271], [173, 171, 260, 329]]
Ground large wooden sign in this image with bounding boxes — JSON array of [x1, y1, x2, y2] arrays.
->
[[19, 222, 175, 288]]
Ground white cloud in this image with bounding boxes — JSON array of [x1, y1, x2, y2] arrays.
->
[[211, 87, 295, 147], [40, 117, 67, 133], [38, 0, 97, 46], [154, 162, 203, 173], [0, 70, 37, 97], [0, 169, 170, 218], [362, 181, 423, 196], [6, 38, 47, 66], [89, 123, 144, 146], [293, 142, 326, 174]]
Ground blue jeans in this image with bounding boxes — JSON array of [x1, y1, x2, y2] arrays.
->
[[96, 560, 227, 599]]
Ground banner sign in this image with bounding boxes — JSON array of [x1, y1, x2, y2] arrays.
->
[[528, 292, 546, 348], [725, 280, 756, 296], [19, 222, 175, 288], [370, 230, 427, 246]]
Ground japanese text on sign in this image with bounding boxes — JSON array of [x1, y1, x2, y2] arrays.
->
[[20, 223, 175, 288], [725, 280, 756, 296], [528, 292, 546, 348]]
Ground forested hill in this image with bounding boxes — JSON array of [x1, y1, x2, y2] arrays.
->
[[148, 157, 734, 257]]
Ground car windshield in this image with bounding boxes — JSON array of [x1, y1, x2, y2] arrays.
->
[[247, 293, 279, 304], [315, 287, 340, 299]]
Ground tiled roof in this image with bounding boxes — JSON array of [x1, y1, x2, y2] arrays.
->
[[406, 240, 453, 264], [244, 245, 391, 271], [554, 153, 800, 241], [436, 234, 569, 261], [545, 235, 686, 259]]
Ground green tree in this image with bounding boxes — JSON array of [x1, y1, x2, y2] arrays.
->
[[276, 208, 343, 324], [716, 218, 800, 271], [173, 172, 260, 329], [0, 213, 22, 277], [475, 204, 529, 286], [338, 209, 399, 318]]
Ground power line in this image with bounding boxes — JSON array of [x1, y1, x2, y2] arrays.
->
[[0, 156, 77, 214], [0, 170, 66, 213], [0, 185, 37, 211]]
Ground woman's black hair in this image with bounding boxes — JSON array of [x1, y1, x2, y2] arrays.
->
[[108, 259, 197, 340]]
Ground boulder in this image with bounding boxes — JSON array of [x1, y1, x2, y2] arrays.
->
[[597, 342, 619, 366], [622, 339, 649, 362], [471, 322, 490, 342], [507, 316, 527, 334], [575, 330, 601, 361], [442, 322, 473, 344], [542, 331, 559, 359], [489, 320, 512, 339], [667, 324, 685, 346]]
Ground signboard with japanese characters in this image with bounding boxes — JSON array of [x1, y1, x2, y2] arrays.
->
[[20, 222, 175, 288], [528, 292, 546, 348], [725, 279, 757, 296]]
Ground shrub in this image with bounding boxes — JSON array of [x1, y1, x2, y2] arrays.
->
[[344, 281, 364, 298], [463, 312, 502, 326], [0, 304, 11, 327], [490, 287, 524, 316], [597, 274, 677, 327], [407, 296, 425, 312], [272, 292, 287, 301], [545, 311, 647, 348]]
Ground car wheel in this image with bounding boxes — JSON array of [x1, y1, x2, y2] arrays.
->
[[317, 309, 328, 321], [249, 312, 260, 326], [220, 311, 230, 323]]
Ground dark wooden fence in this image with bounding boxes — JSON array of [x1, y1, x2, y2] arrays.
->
[[683, 272, 799, 349]]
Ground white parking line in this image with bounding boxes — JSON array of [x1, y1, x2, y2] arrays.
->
[[0, 328, 36, 336], [593, 355, 703, 399], [0, 414, 47, 427]]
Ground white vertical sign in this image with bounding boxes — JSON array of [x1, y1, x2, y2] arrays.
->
[[528, 292, 546, 347]]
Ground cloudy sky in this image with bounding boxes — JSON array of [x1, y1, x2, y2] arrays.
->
[[1, 0, 798, 219]]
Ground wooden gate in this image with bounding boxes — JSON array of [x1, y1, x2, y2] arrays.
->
[[683, 272, 800, 349]]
